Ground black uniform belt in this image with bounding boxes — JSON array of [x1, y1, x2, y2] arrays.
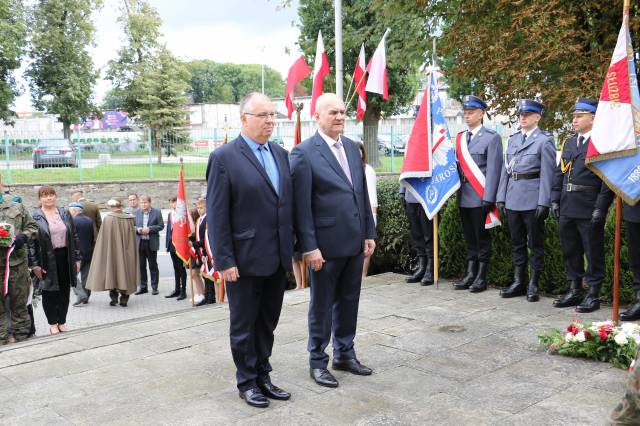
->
[[564, 183, 599, 193], [509, 172, 539, 180]]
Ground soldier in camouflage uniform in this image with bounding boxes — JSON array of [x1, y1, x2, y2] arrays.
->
[[609, 349, 640, 425], [0, 182, 38, 344]]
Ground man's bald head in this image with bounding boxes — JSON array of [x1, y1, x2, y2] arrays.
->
[[314, 93, 345, 140]]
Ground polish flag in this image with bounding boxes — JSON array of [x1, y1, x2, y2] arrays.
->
[[586, 10, 638, 162], [285, 55, 311, 120], [354, 44, 367, 121], [310, 30, 330, 117], [365, 29, 390, 101], [172, 166, 193, 265]]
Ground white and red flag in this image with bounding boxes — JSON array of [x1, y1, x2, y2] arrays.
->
[[172, 166, 193, 264], [365, 29, 390, 101], [285, 55, 311, 120], [585, 6, 640, 205], [353, 44, 367, 121], [310, 30, 330, 117]]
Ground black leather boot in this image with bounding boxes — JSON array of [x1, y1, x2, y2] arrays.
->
[[575, 285, 601, 313], [455, 260, 478, 290], [420, 258, 434, 286], [405, 256, 427, 283], [526, 269, 541, 302], [553, 280, 585, 308], [500, 266, 527, 298], [620, 291, 640, 321], [177, 287, 187, 301], [469, 262, 488, 293], [165, 282, 180, 298]]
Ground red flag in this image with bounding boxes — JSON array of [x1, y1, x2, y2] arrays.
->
[[354, 44, 367, 121], [400, 83, 432, 178], [172, 166, 192, 264], [311, 30, 330, 117], [285, 56, 311, 120], [366, 29, 390, 101]]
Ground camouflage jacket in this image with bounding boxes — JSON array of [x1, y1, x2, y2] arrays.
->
[[0, 198, 38, 266]]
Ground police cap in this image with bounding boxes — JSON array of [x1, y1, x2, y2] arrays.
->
[[462, 95, 487, 110], [518, 99, 544, 114], [573, 97, 597, 114]]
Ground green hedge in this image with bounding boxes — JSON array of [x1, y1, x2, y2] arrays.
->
[[371, 176, 634, 304]]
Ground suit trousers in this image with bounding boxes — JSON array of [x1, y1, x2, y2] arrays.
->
[[559, 216, 605, 287], [506, 209, 545, 271], [138, 240, 159, 290], [226, 267, 286, 391], [72, 261, 91, 300], [459, 207, 492, 262], [169, 251, 187, 291], [308, 253, 364, 369], [628, 221, 640, 291], [405, 202, 434, 258]]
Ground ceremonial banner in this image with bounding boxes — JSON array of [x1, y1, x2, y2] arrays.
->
[[586, 6, 640, 205], [400, 71, 460, 219], [172, 166, 193, 264], [354, 44, 367, 121], [285, 55, 311, 119]]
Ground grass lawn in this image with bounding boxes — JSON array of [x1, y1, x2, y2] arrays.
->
[[374, 155, 405, 173], [2, 163, 208, 184]]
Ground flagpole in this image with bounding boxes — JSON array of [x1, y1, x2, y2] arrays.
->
[[613, 196, 622, 323], [189, 259, 195, 307], [433, 214, 439, 289]]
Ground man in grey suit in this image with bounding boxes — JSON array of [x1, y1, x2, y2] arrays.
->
[[497, 99, 556, 302], [291, 93, 377, 389], [454, 95, 503, 293], [134, 195, 164, 295]]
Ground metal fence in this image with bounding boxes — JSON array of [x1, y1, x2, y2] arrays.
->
[[0, 119, 513, 184]]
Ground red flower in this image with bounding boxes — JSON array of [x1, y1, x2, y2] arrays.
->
[[599, 329, 609, 340], [567, 323, 581, 335], [0, 229, 9, 237]]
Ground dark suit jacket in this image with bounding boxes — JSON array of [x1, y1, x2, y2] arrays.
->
[[134, 207, 165, 251], [551, 135, 614, 219], [205, 135, 294, 276], [78, 198, 101, 241], [291, 132, 376, 259], [624, 201, 640, 223], [72, 213, 94, 264]]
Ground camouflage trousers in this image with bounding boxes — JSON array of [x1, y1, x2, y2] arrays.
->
[[609, 349, 640, 425], [0, 262, 31, 342]]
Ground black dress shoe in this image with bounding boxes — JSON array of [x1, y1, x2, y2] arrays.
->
[[239, 388, 269, 408], [134, 289, 148, 295], [575, 294, 600, 313], [165, 290, 180, 298], [620, 301, 640, 321], [257, 379, 291, 400], [109, 300, 117, 306], [151, 289, 159, 295], [332, 358, 373, 376], [310, 368, 339, 387]]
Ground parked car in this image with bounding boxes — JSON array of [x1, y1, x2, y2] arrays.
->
[[378, 135, 406, 155], [33, 139, 77, 168], [342, 133, 364, 144]]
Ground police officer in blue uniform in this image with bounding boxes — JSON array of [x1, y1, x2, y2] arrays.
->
[[454, 95, 503, 293], [620, 202, 640, 320], [550, 98, 614, 313], [497, 99, 556, 301]]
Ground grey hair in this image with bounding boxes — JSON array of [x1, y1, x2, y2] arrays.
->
[[239, 92, 272, 114]]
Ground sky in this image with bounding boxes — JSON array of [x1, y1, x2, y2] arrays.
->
[[14, 0, 302, 111]]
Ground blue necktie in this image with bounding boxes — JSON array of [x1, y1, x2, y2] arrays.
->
[[258, 145, 279, 195]]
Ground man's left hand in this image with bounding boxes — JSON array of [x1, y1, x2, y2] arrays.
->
[[364, 239, 376, 257], [591, 208, 606, 226]]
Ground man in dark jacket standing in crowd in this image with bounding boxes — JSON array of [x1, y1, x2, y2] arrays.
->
[[134, 195, 164, 295], [69, 202, 94, 306]]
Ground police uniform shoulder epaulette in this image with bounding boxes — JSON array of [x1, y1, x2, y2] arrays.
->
[[540, 130, 552, 136], [483, 128, 497, 134], [509, 130, 521, 137]]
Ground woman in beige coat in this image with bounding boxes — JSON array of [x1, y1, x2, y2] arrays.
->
[[86, 199, 139, 306]]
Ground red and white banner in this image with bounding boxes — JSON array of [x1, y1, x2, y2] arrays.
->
[[365, 29, 389, 101], [310, 30, 330, 117], [172, 167, 192, 265], [586, 11, 638, 162], [354, 44, 367, 121], [455, 132, 501, 229], [400, 81, 432, 178], [285, 55, 311, 120]]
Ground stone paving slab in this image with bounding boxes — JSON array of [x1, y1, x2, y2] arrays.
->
[[0, 273, 630, 425]]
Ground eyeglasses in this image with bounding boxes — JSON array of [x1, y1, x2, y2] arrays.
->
[[244, 112, 276, 120]]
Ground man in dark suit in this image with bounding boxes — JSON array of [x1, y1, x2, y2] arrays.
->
[[134, 195, 164, 295], [69, 202, 94, 306], [550, 98, 614, 313], [291, 93, 377, 389], [71, 191, 102, 242], [206, 92, 293, 408]]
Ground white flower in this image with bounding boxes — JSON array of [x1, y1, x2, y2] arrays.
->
[[621, 323, 640, 335], [614, 332, 629, 346], [593, 320, 614, 328], [565, 332, 574, 343], [575, 331, 586, 342]]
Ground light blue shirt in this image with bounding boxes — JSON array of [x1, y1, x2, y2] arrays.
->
[[242, 133, 280, 195]]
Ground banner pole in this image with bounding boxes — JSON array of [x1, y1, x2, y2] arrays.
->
[[220, 278, 225, 303], [433, 213, 439, 289], [613, 196, 622, 323]]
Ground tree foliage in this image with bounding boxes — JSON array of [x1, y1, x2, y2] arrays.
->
[[0, 0, 27, 124], [297, 0, 430, 165], [137, 47, 191, 164], [427, 0, 640, 133], [186, 60, 285, 104], [105, 0, 162, 116], [26, 0, 101, 138]]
